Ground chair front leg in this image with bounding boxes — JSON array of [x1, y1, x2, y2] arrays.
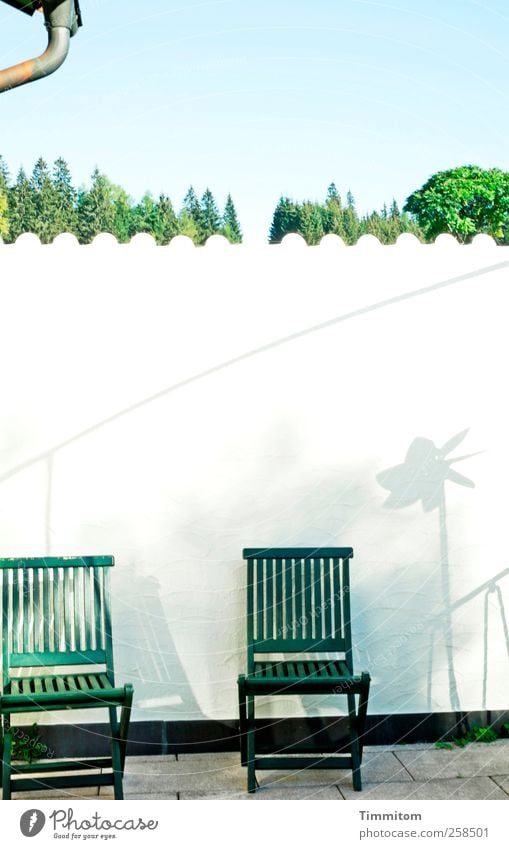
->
[[1, 716, 12, 801], [109, 706, 124, 800], [238, 677, 247, 766], [246, 694, 256, 793], [357, 673, 371, 761], [118, 686, 134, 774], [347, 693, 362, 792]]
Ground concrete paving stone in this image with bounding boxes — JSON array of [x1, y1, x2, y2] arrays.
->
[[395, 744, 509, 781], [124, 793, 179, 800], [177, 753, 345, 795], [180, 785, 342, 800], [124, 763, 246, 795], [173, 754, 240, 770], [347, 751, 413, 783], [340, 777, 508, 801], [364, 744, 434, 753], [123, 773, 178, 795], [162, 753, 246, 793], [123, 755, 176, 773], [489, 775, 509, 796]]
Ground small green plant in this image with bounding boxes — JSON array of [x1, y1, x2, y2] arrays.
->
[[435, 725, 500, 750], [11, 722, 50, 763]]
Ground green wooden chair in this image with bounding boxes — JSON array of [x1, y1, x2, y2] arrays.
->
[[0, 556, 134, 800], [237, 547, 370, 792]]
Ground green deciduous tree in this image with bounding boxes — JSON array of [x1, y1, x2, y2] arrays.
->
[[404, 165, 509, 243]]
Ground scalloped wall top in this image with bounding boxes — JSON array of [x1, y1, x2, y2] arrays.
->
[[0, 232, 503, 248]]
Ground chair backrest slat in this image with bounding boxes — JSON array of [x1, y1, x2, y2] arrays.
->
[[22, 567, 31, 653], [42, 568, 51, 651], [274, 556, 283, 638], [0, 557, 114, 685], [53, 567, 61, 651], [63, 567, 72, 649], [244, 548, 354, 663], [83, 565, 92, 650], [94, 566, 105, 652]]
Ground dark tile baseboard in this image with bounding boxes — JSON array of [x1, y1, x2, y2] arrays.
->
[[33, 711, 509, 759]]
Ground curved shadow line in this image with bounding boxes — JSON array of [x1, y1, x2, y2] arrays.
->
[[1, 258, 508, 485]]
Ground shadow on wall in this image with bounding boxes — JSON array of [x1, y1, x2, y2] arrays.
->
[[112, 561, 204, 720], [377, 429, 509, 716]]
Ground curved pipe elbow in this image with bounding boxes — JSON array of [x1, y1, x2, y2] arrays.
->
[[0, 22, 71, 94]]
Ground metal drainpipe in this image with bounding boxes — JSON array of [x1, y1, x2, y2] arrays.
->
[[0, 0, 78, 94]]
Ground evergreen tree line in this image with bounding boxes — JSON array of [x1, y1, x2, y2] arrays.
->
[[0, 155, 242, 245], [269, 183, 424, 244]]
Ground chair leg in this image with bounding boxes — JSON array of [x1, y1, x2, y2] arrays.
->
[[246, 694, 256, 793], [357, 673, 371, 762], [238, 677, 247, 766], [1, 717, 12, 801], [347, 693, 362, 792], [118, 686, 134, 774], [109, 707, 124, 800]]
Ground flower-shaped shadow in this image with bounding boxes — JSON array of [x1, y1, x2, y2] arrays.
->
[[377, 429, 478, 513], [376, 428, 481, 714]]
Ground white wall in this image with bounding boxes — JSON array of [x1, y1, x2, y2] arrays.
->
[[1, 232, 509, 722]]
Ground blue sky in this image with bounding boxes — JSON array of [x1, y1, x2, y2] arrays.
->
[[1, 0, 508, 239]]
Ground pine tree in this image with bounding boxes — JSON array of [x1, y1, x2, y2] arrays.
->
[[52, 157, 77, 236], [177, 209, 201, 243], [222, 193, 242, 243], [76, 168, 116, 243], [0, 156, 9, 240], [153, 194, 178, 245], [324, 182, 346, 239], [389, 199, 400, 219], [7, 167, 37, 242], [130, 192, 159, 237], [268, 196, 301, 243], [298, 201, 325, 245], [31, 158, 59, 243], [200, 188, 221, 242], [182, 186, 203, 241], [341, 191, 361, 244], [111, 186, 133, 243], [361, 210, 385, 241], [0, 191, 8, 241]]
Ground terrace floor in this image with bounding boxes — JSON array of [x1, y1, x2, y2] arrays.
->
[[3, 741, 509, 800]]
